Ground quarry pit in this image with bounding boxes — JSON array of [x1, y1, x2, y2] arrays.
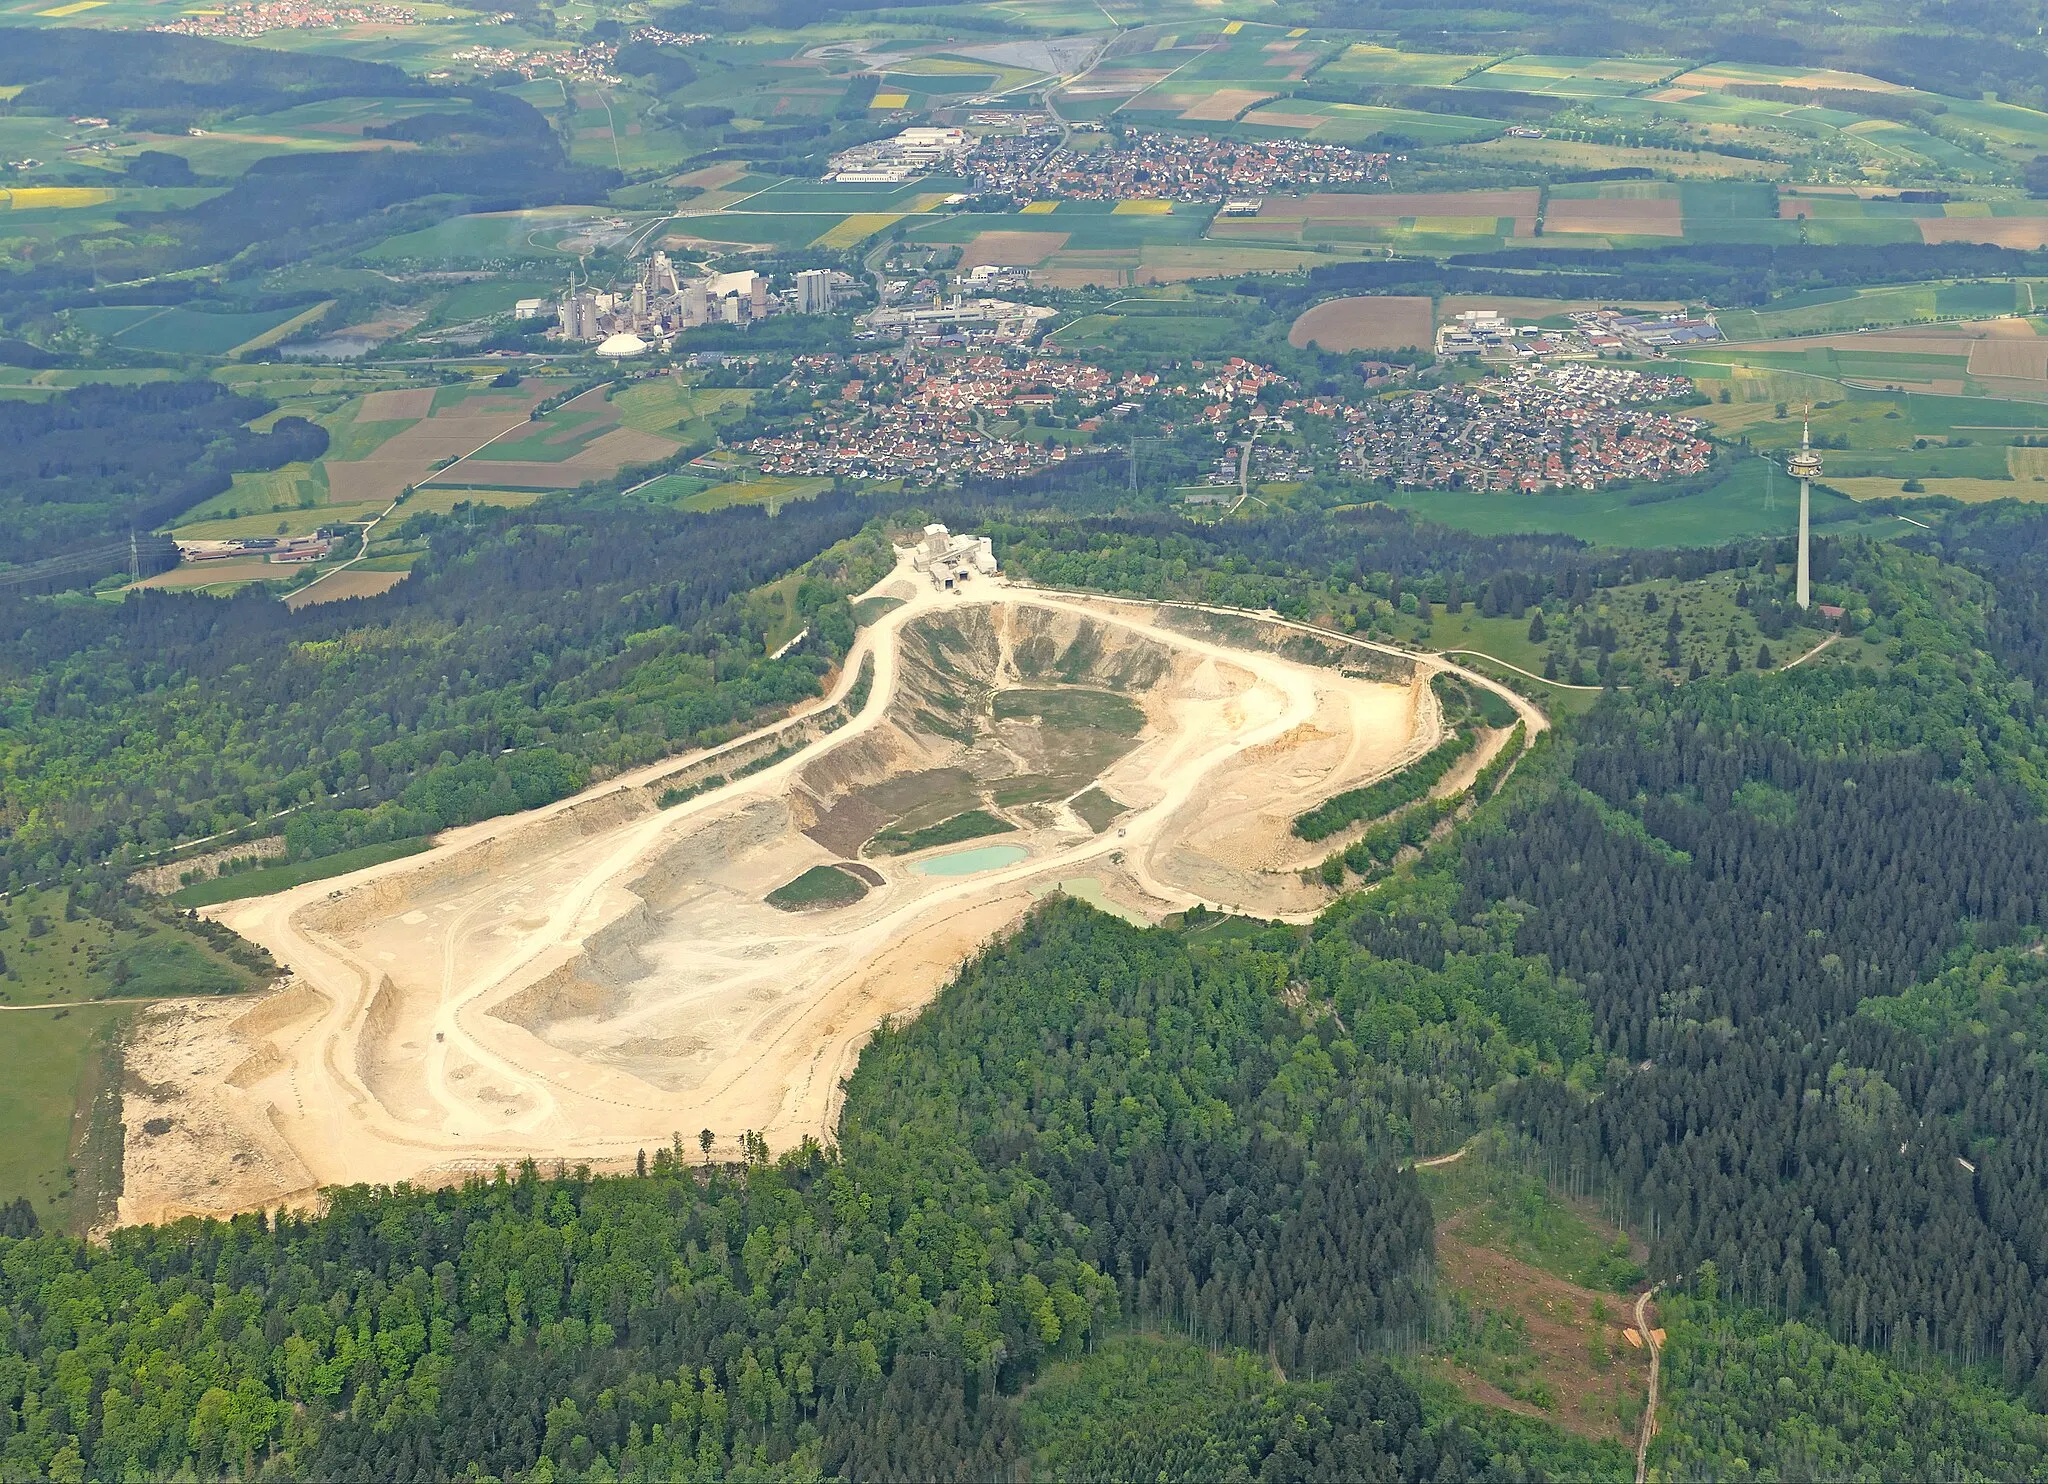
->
[[118, 550, 1514, 1224]]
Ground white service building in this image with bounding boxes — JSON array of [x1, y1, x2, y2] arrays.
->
[[912, 523, 999, 590]]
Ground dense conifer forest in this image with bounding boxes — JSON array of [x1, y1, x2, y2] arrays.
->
[[0, 382, 328, 554]]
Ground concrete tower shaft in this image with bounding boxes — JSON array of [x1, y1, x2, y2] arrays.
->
[[1788, 421, 1822, 610]]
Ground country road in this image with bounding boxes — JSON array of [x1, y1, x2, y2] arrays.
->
[[1634, 1282, 1666, 1484]]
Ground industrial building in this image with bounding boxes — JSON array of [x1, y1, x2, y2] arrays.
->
[[826, 127, 971, 182], [857, 295, 1058, 347], [911, 524, 998, 590], [795, 269, 834, 315], [555, 254, 774, 346]]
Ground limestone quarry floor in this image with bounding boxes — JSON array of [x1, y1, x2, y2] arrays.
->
[[118, 553, 1522, 1225]]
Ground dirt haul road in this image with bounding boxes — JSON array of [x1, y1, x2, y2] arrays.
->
[[120, 551, 1501, 1225]]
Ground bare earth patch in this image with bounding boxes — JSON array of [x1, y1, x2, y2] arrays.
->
[[1918, 217, 2048, 248], [1257, 189, 1540, 234], [1288, 295, 1433, 350], [1543, 197, 1683, 236], [357, 387, 436, 421], [960, 230, 1070, 268], [1432, 1223, 1652, 1445], [135, 560, 286, 590], [285, 569, 409, 609], [1970, 335, 2048, 380]]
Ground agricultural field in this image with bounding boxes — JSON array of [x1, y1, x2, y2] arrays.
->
[[1239, 98, 1503, 147], [434, 383, 681, 491], [1448, 135, 1789, 180], [1460, 54, 1690, 98], [363, 206, 665, 267], [67, 303, 318, 356], [158, 373, 647, 567], [1223, 188, 1539, 254], [915, 195, 1258, 284], [1713, 278, 2039, 339], [1314, 43, 1496, 88], [1680, 341, 2048, 501], [1288, 295, 1433, 351]]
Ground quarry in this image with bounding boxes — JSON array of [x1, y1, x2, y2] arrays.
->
[[116, 541, 1534, 1225]]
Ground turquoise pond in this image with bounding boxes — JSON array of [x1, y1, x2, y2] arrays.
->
[[910, 844, 1030, 877]]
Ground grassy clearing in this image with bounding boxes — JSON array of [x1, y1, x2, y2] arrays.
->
[[169, 838, 432, 908], [0, 887, 258, 1007], [1373, 457, 1891, 547], [766, 864, 870, 911], [1422, 1153, 1645, 1294], [1426, 569, 1840, 691], [679, 475, 833, 513], [988, 687, 1148, 805], [1422, 1153, 1653, 1444], [869, 809, 1016, 857], [0, 1003, 132, 1231], [992, 688, 1146, 733], [851, 595, 904, 627], [1070, 787, 1126, 832]]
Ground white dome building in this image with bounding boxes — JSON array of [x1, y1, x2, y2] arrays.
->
[[594, 332, 649, 359]]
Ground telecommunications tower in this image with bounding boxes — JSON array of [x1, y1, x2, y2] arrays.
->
[[1788, 420, 1823, 610]]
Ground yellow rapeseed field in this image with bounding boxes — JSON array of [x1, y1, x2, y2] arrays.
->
[[1, 187, 117, 209]]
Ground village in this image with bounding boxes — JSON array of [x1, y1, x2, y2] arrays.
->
[[1336, 365, 1713, 491], [148, 0, 418, 39], [728, 341, 1710, 496], [961, 125, 1391, 204], [736, 351, 1144, 482]]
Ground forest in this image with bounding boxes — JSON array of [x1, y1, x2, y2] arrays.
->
[[0, 494, 888, 890], [0, 27, 414, 123], [1271, 243, 2048, 314], [0, 381, 326, 557]]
